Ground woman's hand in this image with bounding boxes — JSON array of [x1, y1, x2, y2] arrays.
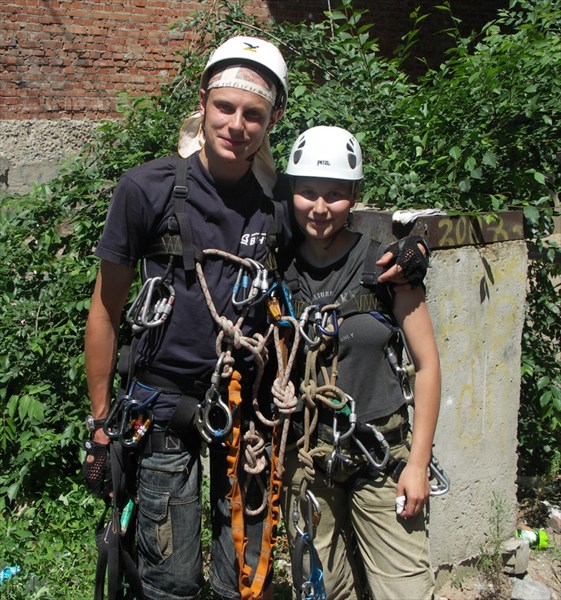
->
[[396, 462, 430, 519]]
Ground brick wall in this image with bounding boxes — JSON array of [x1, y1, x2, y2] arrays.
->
[[1, 0, 507, 121]]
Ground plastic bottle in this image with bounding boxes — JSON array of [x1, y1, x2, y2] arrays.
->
[[515, 528, 549, 549], [0, 565, 21, 585]]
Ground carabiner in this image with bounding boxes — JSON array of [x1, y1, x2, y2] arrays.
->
[[429, 455, 451, 496], [352, 423, 391, 471], [315, 306, 339, 337], [293, 490, 321, 538], [126, 277, 175, 333], [118, 398, 153, 447], [332, 395, 356, 441], [232, 265, 253, 306], [103, 380, 159, 441], [385, 334, 415, 405], [298, 305, 322, 348], [195, 384, 233, 443]]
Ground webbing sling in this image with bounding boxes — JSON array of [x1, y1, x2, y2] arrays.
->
[[94, 442, 144, 600], [226, 372, 283, 600]]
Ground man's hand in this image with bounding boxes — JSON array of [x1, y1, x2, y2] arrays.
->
[[377, 236, 430, 288], [83, 439, 112, 498]]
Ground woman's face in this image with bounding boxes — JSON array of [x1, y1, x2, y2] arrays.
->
[[292, 177, 355, 241]]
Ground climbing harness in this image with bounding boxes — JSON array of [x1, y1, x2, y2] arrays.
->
[[286, 237, 450, 504]]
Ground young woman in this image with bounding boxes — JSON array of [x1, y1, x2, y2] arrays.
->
[[281, 126, 441, 600]]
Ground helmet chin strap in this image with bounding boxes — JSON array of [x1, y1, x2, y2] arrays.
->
[[322, 225, 346, 251]]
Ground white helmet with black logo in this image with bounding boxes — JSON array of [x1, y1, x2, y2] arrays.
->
[[286, 126, 363, 180], [201, 36, 288, 110]]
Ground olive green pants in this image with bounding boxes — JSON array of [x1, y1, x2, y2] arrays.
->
[[282, 414, 435, 600]]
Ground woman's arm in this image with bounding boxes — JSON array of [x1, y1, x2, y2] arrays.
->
[[392, 287, 441, 518]]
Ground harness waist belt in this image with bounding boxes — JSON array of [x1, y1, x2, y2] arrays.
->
[[141, 428, 199, 455], [294, 420, 410, 450], [135, 368, 208, 397]]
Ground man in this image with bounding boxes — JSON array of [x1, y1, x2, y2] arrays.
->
[[84, 35, 429, 600]]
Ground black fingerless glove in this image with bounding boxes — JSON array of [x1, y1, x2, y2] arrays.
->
[[83, 439, 112, 498], [386, 235, 430, 288]]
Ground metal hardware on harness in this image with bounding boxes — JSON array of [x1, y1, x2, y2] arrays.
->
[[429, 455, 450, 496], [195, 355, 233, 443], [325, 395, 357, 486], [103, 380, 159, 447], [351, 422, 391, 471], [292, 489, 321, 539], [266, 280, 296, 327], [126, 276, 175, 333], [292, 491, 326, 600], [315, 307, 338, 337], [231, 259, 269, 307], [384, 333, 414, 404], [298, 305, 323, 348]]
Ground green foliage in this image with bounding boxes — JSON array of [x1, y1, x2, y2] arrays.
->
[[0, 481, 99, 599], [0, 0, 560, 586], [476, 492, 510, 598]]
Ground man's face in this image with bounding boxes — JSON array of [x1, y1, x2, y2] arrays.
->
[[199, 87, 281, 177]]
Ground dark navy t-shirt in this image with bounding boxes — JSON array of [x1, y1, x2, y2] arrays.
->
[[96, 153, 289, 394]]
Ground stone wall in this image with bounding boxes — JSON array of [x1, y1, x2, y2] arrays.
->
[[1, 0, 508, 121], [353, 209, 528, 567]]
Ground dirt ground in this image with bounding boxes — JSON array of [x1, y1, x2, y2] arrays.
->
[[436, 485, 561, 600], [436, 532, 561, 600]]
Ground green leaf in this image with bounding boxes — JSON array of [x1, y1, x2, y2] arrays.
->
[[449, 146, 462, 160]]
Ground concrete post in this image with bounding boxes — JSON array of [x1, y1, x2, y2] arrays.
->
[[352, 208, 528, 567]]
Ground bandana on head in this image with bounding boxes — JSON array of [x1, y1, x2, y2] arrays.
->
[[206, 64, 277, 106]]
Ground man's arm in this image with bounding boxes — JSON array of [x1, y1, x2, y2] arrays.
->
[[85, 260, 135, 444], [376, 236, 430, 287]]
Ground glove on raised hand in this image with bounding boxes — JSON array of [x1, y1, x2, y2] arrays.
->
[[385, 236, 430, 288]]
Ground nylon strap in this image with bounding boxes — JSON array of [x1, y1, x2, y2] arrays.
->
[[226, 371, 283, 600], [173, 156, 196, 272]]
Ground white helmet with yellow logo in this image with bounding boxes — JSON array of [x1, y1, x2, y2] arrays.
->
[[200, 36, 288, 110]]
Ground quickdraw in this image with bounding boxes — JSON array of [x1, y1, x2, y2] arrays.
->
[[291, 490, 326, 600]]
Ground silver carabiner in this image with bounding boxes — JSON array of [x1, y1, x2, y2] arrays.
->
[[333, 395, 356, 441], [195, 385, 233, 443], [126, 277, 175, 332], [316, 306, 338, 337], [231, 259, 268, 307], [298, 305, 322, 347], [352, 423, 391, 471], [292, 489, 322, 540], [429, 455, 451, 496]]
